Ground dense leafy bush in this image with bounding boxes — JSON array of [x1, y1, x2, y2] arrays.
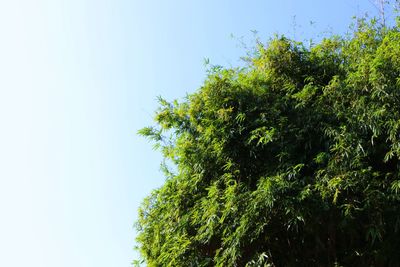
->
[[136, 18, 400, 266]]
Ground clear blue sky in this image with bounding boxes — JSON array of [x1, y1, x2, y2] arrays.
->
[[0, 0, 387, 266]]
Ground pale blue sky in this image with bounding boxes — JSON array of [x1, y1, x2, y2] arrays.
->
[[0, 0, 386, 266]]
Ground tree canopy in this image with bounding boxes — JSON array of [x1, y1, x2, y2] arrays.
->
[[136, 18, 400, 266]]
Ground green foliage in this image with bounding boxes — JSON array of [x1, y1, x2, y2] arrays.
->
[[136, 18, 400, 266]]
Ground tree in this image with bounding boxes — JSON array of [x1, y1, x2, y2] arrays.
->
[[136, 17, 400, 267]]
